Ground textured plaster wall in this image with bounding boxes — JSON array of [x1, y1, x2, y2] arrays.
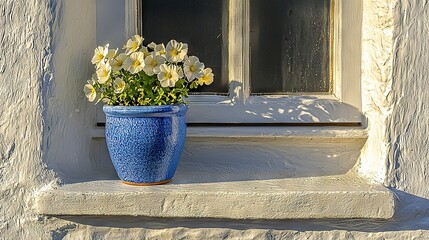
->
[[360, 0, 429, 199], [2, 0, 429, 239], [385, 0, 429, 199], [44, 0, 102, 182], [359, 0, 396, 182], [0, 0, 58, 238]]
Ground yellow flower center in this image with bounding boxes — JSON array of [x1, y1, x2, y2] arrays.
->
[[97, 53, 104, 61], [131, 42, 139, 51], [133, 60, 141, 68], [151, 59, 157, 67], [165, 72, 172, 79], [170, 49, 178, 57], [190, 65, 196, 72]]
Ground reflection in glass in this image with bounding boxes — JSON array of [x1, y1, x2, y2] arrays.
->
[[141, 0, 228, 94], [250, 0, 331, 94]]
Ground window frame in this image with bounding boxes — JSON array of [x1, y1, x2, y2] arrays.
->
[[122, 0, 363, 124]]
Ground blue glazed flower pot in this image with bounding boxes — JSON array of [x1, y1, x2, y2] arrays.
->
[[103, 104, 188, 185]]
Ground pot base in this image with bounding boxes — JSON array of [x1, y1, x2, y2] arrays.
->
[[121, 179, 172, 186]]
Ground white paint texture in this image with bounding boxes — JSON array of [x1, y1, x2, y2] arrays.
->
[[44, 0, 99, 182], [2, 0, 429, 239], [360, 0, 429, 199], [385, 0, 429, 199], [359, 0, 396, 183], [0, 1, 58, 239]]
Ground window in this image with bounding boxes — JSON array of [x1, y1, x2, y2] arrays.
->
[[97, 0, 363, 124], [141, 0, 229, 94]]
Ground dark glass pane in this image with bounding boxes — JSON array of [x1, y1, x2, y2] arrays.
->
[[141, 0, 228, 93], [250, 0, 331, 94]]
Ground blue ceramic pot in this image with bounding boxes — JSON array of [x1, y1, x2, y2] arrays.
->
[[103, 104, 188, 185]]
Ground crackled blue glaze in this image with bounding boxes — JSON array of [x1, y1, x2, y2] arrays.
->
[[103, 104, 188, 184]]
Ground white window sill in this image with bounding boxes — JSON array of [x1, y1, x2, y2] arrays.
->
[[36, 127, 395, 219], [89, 126, 368, 139]]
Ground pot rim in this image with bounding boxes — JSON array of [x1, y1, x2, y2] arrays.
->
[[103, 104, 188, 117]]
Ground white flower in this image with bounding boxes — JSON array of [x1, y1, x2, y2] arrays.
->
[[88, 74, 96, 85], [96, 61, 111, 84], [197, 68, 214, 86], [84, 84, 96, 102], [157, 64, 180, 87], [140, 47, 151, 58], [147, 42, 157, 49], [124, 35, 144, 55], [184, 56, 204, 81], [91, 73, 98, 80], [110, 53, 128, 72], [177, 66, 184, 79], [114, 77, 126, 94], [106, 48, 118, 60], [123, 52, 145, 74], [143, 53, 165, 76], [91, 44, 109, 66], [154, 43, 166, 57], [166, 40, 188, 63]]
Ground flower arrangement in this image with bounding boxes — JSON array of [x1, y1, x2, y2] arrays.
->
[[84, 35, 214, 106]]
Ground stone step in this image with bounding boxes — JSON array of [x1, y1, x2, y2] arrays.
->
[[36, 174, 394, 219]]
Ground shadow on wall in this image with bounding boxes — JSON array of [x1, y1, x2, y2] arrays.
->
[[188, 80, 364, 124], [173, 138, 366, 184], [70, 137, 366, 184], [58, 190, 429, 232]]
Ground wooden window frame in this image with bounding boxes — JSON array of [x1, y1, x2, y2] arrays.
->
[[123, 0, 363, 124]]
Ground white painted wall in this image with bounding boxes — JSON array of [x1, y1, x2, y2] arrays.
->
[[360, 0, 429, 200], [0, 1, 57, 238], [1, 0, 429, 238]]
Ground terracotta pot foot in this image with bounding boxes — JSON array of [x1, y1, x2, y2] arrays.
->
[[121, 179, 172, 186]]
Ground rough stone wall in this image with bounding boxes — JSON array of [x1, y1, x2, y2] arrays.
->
[[1, 0, 429, 239], [0, 0, 57, 239], [385, 0, 429, 199]]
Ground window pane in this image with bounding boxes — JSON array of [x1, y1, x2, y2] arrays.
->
[[141, 0, 228, 94], [250, 0, 331, 94]]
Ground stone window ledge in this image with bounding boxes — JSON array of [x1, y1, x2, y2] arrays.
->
[[36, 127, 395, 219], [36, 174, 394, 219]]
